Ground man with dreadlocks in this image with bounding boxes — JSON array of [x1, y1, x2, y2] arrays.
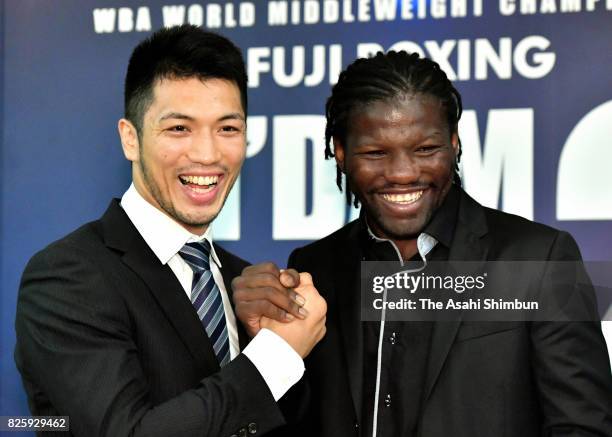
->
[[232, 51, 612, 437]]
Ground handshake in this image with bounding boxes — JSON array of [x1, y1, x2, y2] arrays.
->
[[232, 263, 328, 358]]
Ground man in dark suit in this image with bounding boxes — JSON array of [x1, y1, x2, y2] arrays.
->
[[233, 51, 612, 436], [15, 25, 326, 437]]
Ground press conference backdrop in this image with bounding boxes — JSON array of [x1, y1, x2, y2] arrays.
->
[[1, 0, 611, 421]]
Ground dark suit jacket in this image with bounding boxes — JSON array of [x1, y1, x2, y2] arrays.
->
[[15, 200, 285, 437], [286, 189, 612, 437]]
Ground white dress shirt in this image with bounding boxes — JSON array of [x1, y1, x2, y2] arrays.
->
[[121, 184, 304, 400]]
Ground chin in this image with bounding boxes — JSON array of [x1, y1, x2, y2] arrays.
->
[[170, 207, 215, 228], [379, 218, 428, 239], [185, 212, 218, 227]]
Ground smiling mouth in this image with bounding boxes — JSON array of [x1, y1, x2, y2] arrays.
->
[[179, 175, 219, 193], [381, 191, 424, 205]]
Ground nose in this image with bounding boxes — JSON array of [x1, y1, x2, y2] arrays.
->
[[187, 131, 222, 165], [385, 151, 420, 184]]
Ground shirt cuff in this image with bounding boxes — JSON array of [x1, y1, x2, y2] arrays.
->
[[243, 328, 305, 401]]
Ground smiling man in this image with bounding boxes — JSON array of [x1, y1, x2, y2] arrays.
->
[[233, 51, 612, 437], [15, 25, 326, 437], [119, 76, 245, 237], [334, 94, 459, 261]]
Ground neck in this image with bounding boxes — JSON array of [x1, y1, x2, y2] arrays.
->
[[185, 223, 208, 237], [393, 239, 419, 261], [364, 216, 420, 261]]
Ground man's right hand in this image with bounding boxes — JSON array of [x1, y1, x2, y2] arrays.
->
[[233, 263, 327, 357], [233, 263, 307, 337], [260, 272, 327, 358]]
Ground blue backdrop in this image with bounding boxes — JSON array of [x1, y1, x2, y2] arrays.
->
[[1, 0, 611, 423]]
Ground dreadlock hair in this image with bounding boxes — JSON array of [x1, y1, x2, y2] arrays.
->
[[324, 51, 463, 207]]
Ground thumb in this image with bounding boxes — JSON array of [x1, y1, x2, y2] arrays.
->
[[298, 272, 313, 286], [279, 269, 300, 288]]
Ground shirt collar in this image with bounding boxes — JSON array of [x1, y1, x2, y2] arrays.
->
[[364, 217, 438, 261], [120, 184, 222, 268]]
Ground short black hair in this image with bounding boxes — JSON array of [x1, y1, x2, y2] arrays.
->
[[325, 51, 463, 206], [124, 24, 248, 135]]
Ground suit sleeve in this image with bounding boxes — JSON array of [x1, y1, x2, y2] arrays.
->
[[15, 243, 285, 437], [531, 231, 612, 437]]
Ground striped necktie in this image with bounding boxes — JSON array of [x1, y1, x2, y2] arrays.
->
[[179, 240, 230, 366]]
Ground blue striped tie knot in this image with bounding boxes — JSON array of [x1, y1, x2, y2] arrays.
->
[[179, 241, 230, 366]]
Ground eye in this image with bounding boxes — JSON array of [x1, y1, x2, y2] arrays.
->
[[167, 125, 189, 133], [360, 149, 385, 157], [218, 122, 244, 135], [415, 145, 441, 154]]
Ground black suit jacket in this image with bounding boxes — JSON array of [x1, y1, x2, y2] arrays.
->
[[15, 200, 285, 437], [286, 189, 612, 437]]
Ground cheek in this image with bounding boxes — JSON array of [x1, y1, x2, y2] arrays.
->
[[157, 152, 179, 174], [148, 140, 181, 166], [348, 167, 382, 196], [426, 154, 455, 178], [223, 142, 246, 168], [347, 158, 377, 179]]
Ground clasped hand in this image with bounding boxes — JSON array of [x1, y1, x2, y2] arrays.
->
[[232, 263, 327, 358]]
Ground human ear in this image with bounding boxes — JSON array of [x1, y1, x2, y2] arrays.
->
[[451, 131, 459, 158], [118, 119, 140, 163], [333, 137, 346, 173]]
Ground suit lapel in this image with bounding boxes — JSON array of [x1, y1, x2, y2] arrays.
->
[[101, 200, 219, 373], [423, 190, 489, 402], [335, 223, 364, 422]]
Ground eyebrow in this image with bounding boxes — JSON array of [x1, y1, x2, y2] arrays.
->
[[158, 112, 245, 123], [219, 112, 246, 122], [158, 112, 195, 122], [421, 131, 446, 140]]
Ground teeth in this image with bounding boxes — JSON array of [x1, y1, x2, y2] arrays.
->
[[180, 175, 219, 186], [190, 185, 214, 193], [382, 191, 423, 204]]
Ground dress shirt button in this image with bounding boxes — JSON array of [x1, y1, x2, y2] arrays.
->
[[354, 421, 359, 429], [238, 427, 247, 437], [384, 393, 392, 407], [248, 422, 258, 435], [388, 332, 397, 345]]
